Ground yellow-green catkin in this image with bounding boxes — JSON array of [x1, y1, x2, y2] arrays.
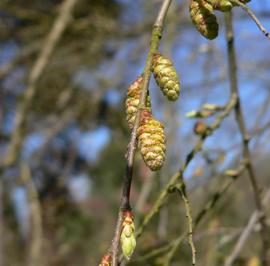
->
[[125, 75, 151, 130], [137, 110, 166, 171], [121, 211, 136, 260], [151, 53, 180, 101], [207, 0, 233, 11], [189, 0, 219, 40], [99, 254, 111, 266]]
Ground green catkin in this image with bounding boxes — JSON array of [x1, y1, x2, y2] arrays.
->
[[189, 0, 219, 40], [137, 110, 166, 171], [151, 53, 180, 101], [125, 75, 151, 130]]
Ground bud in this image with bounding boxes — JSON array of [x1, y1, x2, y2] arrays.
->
[[151, 53, 180, 101], [99, 253, 111, 266], [225, 169, 239, 177], [126, 75, 151, 130], [186, 110, 213, 118], [194, 121, 208, 135], [137, 110, 166, 171], [189, 0, 219, 40], [202, 103, 224, 111], [121, 211, 136, 260], [207, 0, 233, 12]]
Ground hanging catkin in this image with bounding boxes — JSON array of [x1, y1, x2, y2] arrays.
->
[[151, 53, 180, 101], [125, 75, 151, 130], [189, 0, 219, 40], [137, 110, 166, 171]]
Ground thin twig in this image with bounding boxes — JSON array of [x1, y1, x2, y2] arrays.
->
[[175, 181, 196, 265], [231, 0, 270, 40], [136, 93, 237, 239], [110, 1, 173, 265], [20, 162, 43, 266], [225, 11, 269, 266], [132, 162, 246, 264], [224, 187, 270, 266], [2, 0, 78, 168], [162, 162, 247, 265]]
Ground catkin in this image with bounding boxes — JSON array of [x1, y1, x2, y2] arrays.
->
[[189, 0, 219, 40], [152, 53, 180, 101], [125, 75, 151, 130], [137, 110, 166, 171]]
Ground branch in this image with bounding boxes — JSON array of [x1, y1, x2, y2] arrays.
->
[[231, 0, 270, 40], [109, 1, 173, 265], [2, 0, 78, 168], [0, 43, 39, 80], [20, 162, 43, 266], [131, 161, 246, 264], [224, 187, 270, 266], [174, 181, 196, 266], [162, 162, 247, 265], [225, 11, 269, 266], [136, 93, 237, 239]]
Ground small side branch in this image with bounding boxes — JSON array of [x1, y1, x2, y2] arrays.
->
[[174, 180, 196, 266], [231, 0, 270, 40], [162, 162, 247, 265]]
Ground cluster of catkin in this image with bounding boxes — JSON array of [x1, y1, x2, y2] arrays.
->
[[189, 0, 250, 39], [120, 53, 181, 260], [126, 53, 180, 172]]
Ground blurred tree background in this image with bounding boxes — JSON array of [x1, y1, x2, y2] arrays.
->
[[0, 0, 269, 265]]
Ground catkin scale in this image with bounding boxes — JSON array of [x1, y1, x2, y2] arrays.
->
[[125, 76, 151, 130], [189, 0, 219, 40], [151, 53, 180, 101], [137, 110, 166, 171]]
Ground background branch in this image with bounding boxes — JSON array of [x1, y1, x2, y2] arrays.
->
[[136, 93, 237, 239], [2, 0, 78, 168], [225, 11, 269, 266], [224, 187, 270, 266], [20, 162, 43, 266]]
